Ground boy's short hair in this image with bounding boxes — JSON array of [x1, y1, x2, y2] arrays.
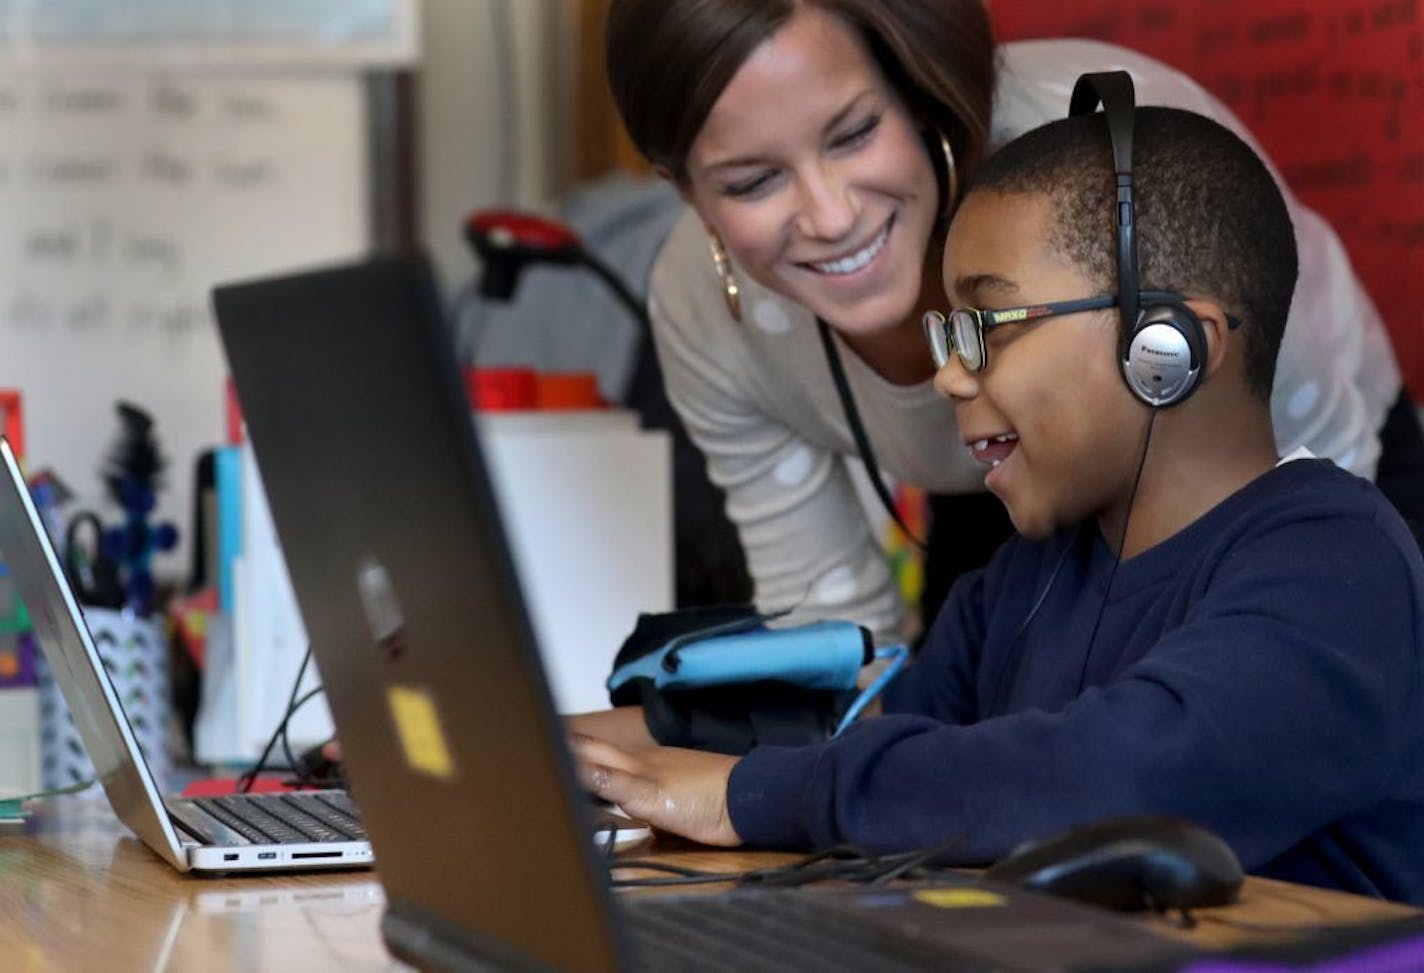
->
[[970, 106, 1298, 401]]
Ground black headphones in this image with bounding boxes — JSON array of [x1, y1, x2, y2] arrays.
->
[[1069, 71, 1207, 408]]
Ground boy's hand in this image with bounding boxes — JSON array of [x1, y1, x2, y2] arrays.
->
[[571, 737, 742, 847], [567, 706, 657, 750]]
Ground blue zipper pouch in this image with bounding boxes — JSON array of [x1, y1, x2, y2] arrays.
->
[[603, 605, 872, 754], [606, 606, 872, 699]]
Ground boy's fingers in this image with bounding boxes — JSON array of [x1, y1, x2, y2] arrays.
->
[[571, 737, 641, 774], [577, 760, 660, 820], [572, 739, 651, 809], [577, 759, 616, 797]]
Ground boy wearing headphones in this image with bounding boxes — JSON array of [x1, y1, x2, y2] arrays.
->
[[573, 86, 1424, 904]]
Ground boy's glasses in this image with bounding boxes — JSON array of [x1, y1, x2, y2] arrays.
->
[[922, 295, 1118, 373], [921, 290, 1227, 373]]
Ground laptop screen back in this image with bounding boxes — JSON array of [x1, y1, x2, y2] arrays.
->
[[213, 254, 627, 972], [0, 438, 188, 870]]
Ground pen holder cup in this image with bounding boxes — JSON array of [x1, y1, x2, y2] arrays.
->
[[36, 607, 170, 791]]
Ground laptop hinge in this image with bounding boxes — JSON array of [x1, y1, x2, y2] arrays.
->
[[163, 799, 219, 846]]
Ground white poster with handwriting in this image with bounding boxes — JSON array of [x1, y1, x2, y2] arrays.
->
[[0, 73, 368, 574], [0, 0, 418, 67]]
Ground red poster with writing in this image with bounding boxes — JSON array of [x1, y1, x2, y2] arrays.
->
[[992, 0, 1424, 393]]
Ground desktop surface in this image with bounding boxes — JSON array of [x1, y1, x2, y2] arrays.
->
[[0, 795, 1418, 972]]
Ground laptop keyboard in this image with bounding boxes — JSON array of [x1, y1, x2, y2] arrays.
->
[[625, 893, 997, 972], [192, 792, 366, 845]]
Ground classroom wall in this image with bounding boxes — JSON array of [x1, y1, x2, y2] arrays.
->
[[416, 0, 570, 295]]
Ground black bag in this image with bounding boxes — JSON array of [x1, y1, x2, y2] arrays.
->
[[607, 606, 857, 756]]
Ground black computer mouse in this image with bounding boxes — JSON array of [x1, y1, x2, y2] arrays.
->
[[982, 815, 1244, 912]]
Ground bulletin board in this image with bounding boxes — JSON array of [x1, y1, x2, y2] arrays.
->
[[0, 1, 417, 575], [991, 0, 1424, 394]]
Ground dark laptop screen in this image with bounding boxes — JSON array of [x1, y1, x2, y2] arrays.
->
[[214, 254, 627, 972]]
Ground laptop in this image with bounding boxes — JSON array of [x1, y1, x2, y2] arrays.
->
[[213, 254, 1198, 972], [0, 437, 373, 873]]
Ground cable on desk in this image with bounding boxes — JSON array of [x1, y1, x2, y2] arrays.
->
[[237, 648, 330, 793], [1140, 892, 1197, 929], [866, 837, 967, 887], [607, 863, 756, 889], [607, 838, 966, 889], [278, 688, 339, 789]]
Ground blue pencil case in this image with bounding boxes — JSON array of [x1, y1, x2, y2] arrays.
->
[[606, 607, 872, 699], [604, 605, 881, 754]]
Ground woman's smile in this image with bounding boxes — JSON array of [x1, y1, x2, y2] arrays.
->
[[801, 215, 894, 277]]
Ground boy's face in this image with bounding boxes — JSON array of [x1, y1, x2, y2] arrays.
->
[[935, 189, 1148, 539]]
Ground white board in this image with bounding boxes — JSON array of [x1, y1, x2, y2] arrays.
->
[[0, 71, 371, 576], [0, 0, 419, 68]]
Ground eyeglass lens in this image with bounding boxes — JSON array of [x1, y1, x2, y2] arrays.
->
[[949, 310, 985, 372], [922, 311, 951, 369]]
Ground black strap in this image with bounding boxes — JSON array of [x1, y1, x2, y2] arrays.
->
[[1069, 70, 1141, 345], [816, 318, 928, 551]]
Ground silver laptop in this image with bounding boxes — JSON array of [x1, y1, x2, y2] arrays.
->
[[213, 253, 1198, 972], [0, 437, 373, 873]]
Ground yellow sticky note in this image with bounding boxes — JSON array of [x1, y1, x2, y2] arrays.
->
[[912, 888, 1006, 909], [387, 685, 455, 780]]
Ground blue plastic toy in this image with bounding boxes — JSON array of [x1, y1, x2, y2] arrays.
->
[[98, 402, 179, 615]]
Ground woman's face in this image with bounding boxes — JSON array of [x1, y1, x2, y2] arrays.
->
[[680, 6, 940, 337]]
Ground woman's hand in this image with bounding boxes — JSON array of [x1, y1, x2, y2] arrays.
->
[[571, 736, 742, 847]]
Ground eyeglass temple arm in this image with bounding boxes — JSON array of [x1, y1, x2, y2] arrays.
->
[[989, 294, 1117, 325]]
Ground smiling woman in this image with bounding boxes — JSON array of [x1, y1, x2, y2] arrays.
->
[[673, 9, 946, 356], [603, 0, 1421, 644]]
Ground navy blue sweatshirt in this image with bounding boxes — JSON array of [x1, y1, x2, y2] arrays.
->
[[727, 460, 1424, 904]]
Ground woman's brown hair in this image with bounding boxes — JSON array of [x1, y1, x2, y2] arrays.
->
[[604, 0, 997, 189]]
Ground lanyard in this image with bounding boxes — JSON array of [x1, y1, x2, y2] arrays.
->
[[816, 318, 928, 551]]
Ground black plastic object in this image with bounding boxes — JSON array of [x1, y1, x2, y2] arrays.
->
[[982, 815, 1244, 912]]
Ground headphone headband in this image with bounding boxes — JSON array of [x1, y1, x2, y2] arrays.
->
[[1069, 71, 1206, 408], [1069, 71, 1140, 335]]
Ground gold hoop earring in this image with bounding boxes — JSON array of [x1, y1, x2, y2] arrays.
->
[[937, 130, 959, 218], [707, 230, 742, 322]]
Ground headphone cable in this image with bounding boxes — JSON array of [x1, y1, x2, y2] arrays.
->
[[1075, 410, 1157, 695], [833, 644, 910, 737], [983, 532, 1077, 715]]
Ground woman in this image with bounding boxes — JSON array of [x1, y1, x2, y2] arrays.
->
[[606, 0, 1419, 643]]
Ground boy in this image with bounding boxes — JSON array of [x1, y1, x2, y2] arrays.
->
[[572, 103, 1424, 904]]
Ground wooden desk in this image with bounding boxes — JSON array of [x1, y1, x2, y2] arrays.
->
[[0, 796, 1417, 971]]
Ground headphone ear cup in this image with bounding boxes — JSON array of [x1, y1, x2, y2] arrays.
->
[[1120, 303, 1207, 407]]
